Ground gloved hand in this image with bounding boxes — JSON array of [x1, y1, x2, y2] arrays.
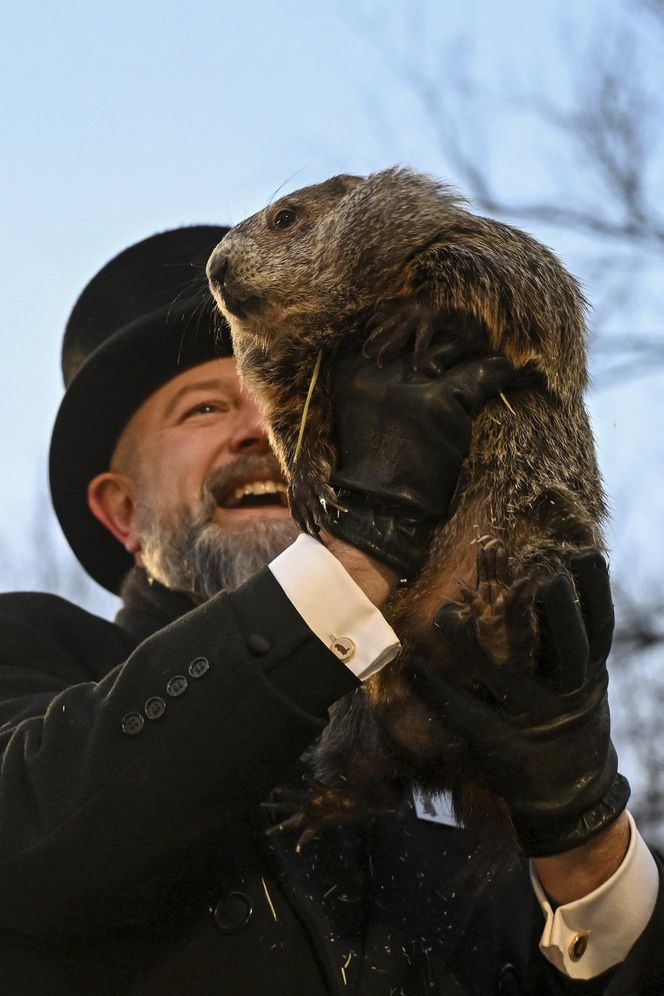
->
[[323, 342, 515, 578], [409, 549, 630, 856]]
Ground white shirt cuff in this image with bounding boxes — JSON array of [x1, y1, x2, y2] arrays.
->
[[531, 811, 659, 979], [268, 534, 401, 680]]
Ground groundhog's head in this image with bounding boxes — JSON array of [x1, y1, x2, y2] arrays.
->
[[207, 167, 465, 344]]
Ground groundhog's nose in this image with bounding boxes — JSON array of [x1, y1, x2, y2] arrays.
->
[[206, 246, 228, 289]]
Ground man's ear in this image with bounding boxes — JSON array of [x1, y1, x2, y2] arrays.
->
[[87, 472, 142, 555]]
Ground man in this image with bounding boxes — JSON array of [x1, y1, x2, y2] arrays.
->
[[0, 225, 660, 994]]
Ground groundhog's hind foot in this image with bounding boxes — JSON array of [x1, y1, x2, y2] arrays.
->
[[262, 783, 395, 851], [262, 803, 321, 853], [457, 538, 540, 671]]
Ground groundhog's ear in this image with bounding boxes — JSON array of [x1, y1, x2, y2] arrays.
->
[[325, 174, 364, 196]]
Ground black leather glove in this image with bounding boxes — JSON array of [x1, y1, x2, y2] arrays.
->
[[410, 550, 630, 856], [324, 342, 515, 578]]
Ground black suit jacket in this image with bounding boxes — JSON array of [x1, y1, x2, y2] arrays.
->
[[0, 567, 660, 995]]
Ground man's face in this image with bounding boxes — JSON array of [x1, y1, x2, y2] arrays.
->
[[107, 357, 298, 597]]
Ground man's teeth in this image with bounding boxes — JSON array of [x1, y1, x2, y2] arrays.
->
[[230, 480, 287, 505]]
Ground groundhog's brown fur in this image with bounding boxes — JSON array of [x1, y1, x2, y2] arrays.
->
[[207, 166, 606, 853]]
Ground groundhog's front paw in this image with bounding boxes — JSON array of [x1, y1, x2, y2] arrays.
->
[[288, 469, 340, 537], [288, 471, 323, 536], [459, 538, 539, 670], [363, 289, 437, 368]]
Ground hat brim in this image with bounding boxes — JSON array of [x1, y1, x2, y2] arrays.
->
[[49, 295, 232, 594]]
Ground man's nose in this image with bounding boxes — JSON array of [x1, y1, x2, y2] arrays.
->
[[228, 401, 270, 454]]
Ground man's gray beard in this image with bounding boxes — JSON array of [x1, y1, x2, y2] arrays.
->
[[137, 493, 299, 600]]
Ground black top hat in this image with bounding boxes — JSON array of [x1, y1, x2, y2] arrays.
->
[[49, 225, 231, 594]]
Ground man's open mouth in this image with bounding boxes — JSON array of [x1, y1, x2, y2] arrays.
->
[[218, 479, 289, 510]]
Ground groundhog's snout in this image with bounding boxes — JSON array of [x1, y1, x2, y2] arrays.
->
[[207, 244, 260, 320], [206, 244, 228, 292]]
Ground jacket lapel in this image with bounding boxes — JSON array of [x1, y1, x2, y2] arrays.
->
[[263, 816, 370, 994]]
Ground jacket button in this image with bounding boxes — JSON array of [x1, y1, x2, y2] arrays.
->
[[166, 675, 188, 697], [247, 634, 271, 656], [189, 656, 210, 679], [498, 963, 521, 994], [145, 696, 166, 720], [211, 892, 253, 933], [121, 712, 144, 735]]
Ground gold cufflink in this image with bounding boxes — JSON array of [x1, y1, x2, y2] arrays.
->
[[330, 636, 356, 663], [568, 933, 588, 961]]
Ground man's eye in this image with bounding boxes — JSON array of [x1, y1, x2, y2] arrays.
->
[[182, 402, 226, 419]]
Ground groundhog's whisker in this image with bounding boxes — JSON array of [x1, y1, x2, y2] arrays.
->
[[294, 349, 323, 463]]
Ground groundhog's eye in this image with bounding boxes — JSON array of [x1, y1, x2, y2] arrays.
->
[[273, 209, 297, 230]]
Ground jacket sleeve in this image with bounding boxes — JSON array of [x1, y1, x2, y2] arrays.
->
[[0, 569, 358, 936]]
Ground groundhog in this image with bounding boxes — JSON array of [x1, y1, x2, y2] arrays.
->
[[206, 166, 606, 854]]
